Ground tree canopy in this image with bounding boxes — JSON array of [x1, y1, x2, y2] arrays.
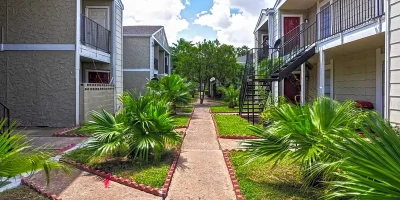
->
[[171, 38, 243, 87]]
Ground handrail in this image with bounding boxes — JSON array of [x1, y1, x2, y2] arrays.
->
[[277, 22, 306, 49], [316, 0, 384, 41], [81, 14, 111, 53]]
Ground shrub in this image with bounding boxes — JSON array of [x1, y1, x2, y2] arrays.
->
[[218, 85, 240, 108]]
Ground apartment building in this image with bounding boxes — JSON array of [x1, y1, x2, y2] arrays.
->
[[0, 0, 124, 127], [241, 0, 400, 124], [123, 26, 171, 94]]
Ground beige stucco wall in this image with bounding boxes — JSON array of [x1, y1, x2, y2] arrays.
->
[[123, 37, 150, 69], [0, 0, 76, 44], [80, 83, 114, 124], [123, 71, 150, 94], [389, 0, 400, 124], [0, 51, 75, 127]]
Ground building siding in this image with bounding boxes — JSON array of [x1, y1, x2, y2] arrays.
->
[[123, 71, 149, 94], [0, 51, 76, 127], [153, 28, 170, 53], [333, 49, 377, 105], [389, 0, 400, 124], [123, 37, 150, 69], [0, 0, 76, 44]]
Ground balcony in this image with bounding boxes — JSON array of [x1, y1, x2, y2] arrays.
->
[[165, 64, 169, 74], [81, 14, 111, 53], [316, 0, 384, 41]]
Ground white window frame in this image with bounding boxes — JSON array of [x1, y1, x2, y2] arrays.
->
[[85, 6, 110, 29], [376, 48, 385, 115], [324, 60, 334, 99], [317, 0, 334, 40], [85, 69, 111, 83]]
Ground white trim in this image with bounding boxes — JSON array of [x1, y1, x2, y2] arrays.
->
[[123, 68, 151, 72], [384, 0, 390, 121], [111, 2, 117, 113], [150, 37, 154, 79], [318, 50, 325, 97], [254, 17, 268, 34], [376, 48, 384, 115], [325, 59, 334, 99], [75, 0, 81, 125], [317, 0, 334, 40], [153, 36, 170, 54], [79, 44, 111, 63], [152, 27, 164, 37], [123, 34, 152, 37], [2, 44, 75, 51], [280, 14, 303, 40], [85, 6, 110, 29], [85, 69, 111, 83]]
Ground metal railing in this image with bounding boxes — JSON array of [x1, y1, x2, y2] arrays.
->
[[0, 101, 10, 134], [154, 58, 159, 71], [317, 0, 384, 41], [81, 14, 111, 53]]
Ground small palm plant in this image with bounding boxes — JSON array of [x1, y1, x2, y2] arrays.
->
[[85, 92, 181, 162], [147, 75, 192, 114], [218, 85, 240, 108], [0, 119, 67, 186], [241, 97, 365, 185], [323, 112, 400, 199]]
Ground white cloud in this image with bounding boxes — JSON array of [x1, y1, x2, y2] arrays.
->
[[192, 35, 205, 43], [193, 0, 276, 47], [122, 0, 190, 44], [196, 11, 208, 18]]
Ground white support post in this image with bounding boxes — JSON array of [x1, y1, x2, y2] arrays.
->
[[318, 50, 325, 97], [301, 64, 306, 104]]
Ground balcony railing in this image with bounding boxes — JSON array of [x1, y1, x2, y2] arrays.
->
[[317, 0, 384, 41], [81, 14, 111, 53], [154, 58, 159, 71]]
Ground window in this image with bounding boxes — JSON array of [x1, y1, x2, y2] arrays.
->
[[87, 71, 110, 83], [319, 3, 331, 40]]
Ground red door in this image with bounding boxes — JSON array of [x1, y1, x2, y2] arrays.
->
[[283, 17, 301, 55]]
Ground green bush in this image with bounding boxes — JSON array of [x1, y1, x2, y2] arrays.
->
[[218, 85, 240, 108]]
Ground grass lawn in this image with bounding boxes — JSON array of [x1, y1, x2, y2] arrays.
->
[[230, 152, 322, 200], [172, 114, 191, 127], [176, 106, 193, 113], [0, 186, 48, 200], [64, 147, 175, 188], [214, 115, 261, 136], [210, 105, 239, 113]]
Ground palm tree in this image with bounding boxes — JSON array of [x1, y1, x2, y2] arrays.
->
[[85, 92, 181, 162], [0, 119, 67, 186], [218, 85, 240, 108], [241, 97, 365, 185], [147, 75, 192, 114], [323, 112, 400, 199]]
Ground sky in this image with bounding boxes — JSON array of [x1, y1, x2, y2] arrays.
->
[[121, 0, 276, 47]]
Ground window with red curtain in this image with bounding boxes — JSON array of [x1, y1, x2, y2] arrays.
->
[[88, 71, 110, 83]]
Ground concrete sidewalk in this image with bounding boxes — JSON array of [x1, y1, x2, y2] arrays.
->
[[167, 100, 236, 200]]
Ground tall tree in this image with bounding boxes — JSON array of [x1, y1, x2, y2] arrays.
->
[[235, 45, 250, 57]]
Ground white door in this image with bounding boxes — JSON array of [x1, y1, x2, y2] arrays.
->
[[87, 8, 109, 29]]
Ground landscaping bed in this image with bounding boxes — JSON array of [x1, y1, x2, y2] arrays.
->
[[212, 114, 261, 138], [63, 147, 176, 189], [172, 114, 192, 128], [176, 106, 194, 114], [0, 185, 48, 200], [228, 151, 322, 200]]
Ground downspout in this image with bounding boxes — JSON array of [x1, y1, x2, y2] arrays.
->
[[384, 0, 390, 121], [75, 0, 81, 125]]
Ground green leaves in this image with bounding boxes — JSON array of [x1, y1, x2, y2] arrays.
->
[[218, 85, 240, 108], [0, 119, 67, 185], [85, 92, 181, 163]]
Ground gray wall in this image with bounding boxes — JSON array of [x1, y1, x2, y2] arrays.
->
[[0, 51, 76, 127], [389, 0, 400, 124], [0, 0, 76, 44], [80, 83, 114, 124], [123, 37, 150, 69], [123, 71, 150, 94], [114, 3, 124, 109], [159, 50, 165, 74]]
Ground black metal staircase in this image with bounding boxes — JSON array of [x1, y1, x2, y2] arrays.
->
[[239, 22, 317, 124]]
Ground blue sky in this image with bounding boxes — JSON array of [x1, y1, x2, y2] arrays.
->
[[122, 0, 275, 46]]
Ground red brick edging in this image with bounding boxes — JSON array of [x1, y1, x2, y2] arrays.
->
[[21, 178, 62, 200], [59, 131, 187, 198], [52, 126, 87, 137], [211, 114, 259, 140], [55, 143, 77, 154], [223, 150, 245, 200]]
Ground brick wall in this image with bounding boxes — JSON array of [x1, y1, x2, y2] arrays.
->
[[80, 83, 115, 124]]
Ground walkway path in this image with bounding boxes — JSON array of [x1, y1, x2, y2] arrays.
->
[[167, 100, 236, 200]]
